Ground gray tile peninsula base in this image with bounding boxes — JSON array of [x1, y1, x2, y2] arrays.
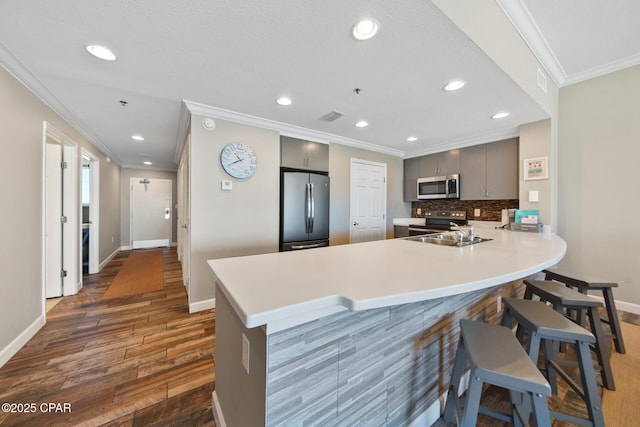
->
[[214, 279, 528, 426]]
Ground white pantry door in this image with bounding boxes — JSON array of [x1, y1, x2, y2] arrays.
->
[[350, 159, 387, 243], [131, 178, 172, 249], [45, 143, 63, 298]]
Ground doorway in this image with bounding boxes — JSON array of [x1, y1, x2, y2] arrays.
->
[[43, 122, 80, 300], [349, 159, 387, 243], [130, 177, 172, 249], [81, 149, 100, 274]]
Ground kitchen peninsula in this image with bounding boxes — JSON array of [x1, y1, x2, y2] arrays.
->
[[208, 228, 566, 426]]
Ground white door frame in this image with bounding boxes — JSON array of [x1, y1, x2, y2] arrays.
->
[[81, 147, 100, 274], [349, 158, 387, 243], [42, 121, 80, 306], [177, 137, 191, 292], [130, 177, 173, 249]]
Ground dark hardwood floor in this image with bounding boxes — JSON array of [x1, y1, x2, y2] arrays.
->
[[1, 247, 636, 426], [0, 248, 216, 426]]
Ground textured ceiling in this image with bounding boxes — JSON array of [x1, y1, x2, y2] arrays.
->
[[6, 1, 632, 171]]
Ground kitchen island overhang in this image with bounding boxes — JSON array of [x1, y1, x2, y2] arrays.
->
[[208, 228, 567, 333]]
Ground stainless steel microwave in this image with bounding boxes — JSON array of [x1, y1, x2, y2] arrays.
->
[[417, 174, 460, 199]]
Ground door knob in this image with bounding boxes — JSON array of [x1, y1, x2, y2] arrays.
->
[[353, 221, 359, 226]]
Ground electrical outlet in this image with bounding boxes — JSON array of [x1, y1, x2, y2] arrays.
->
[[497, 295, 502, 313], [474, 208, 481, 217], [241, 333, 250, 374], [417, 208, 422, 215]]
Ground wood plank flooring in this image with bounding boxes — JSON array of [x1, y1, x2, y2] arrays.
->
[[0, 248, 216, 426], [1, 247, 637, 426]]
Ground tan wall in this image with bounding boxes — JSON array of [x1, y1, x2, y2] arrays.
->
[[0, 65, 120, 363], [188, 115, 281, 304], [329, 144, 409, 246], [557, 65, 640, 306], [120, 168, 178, 247], [519, 119, 552, 225]]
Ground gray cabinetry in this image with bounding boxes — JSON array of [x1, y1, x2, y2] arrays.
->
[[403, 157, 421, 201], [460, 138, 518, 200], [420, 150, 460, 177], [404, 150, 460, 201], [281, 135, 329, 172], [394, 225, 410, 238]]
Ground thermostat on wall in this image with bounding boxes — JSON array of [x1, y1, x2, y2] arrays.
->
[[221, 180, 233, 191]]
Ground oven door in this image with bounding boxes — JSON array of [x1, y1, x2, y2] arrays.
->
[[417, 176, 448, 199]]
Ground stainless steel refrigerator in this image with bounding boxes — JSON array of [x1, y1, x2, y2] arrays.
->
[[280, 169, 330, 251]]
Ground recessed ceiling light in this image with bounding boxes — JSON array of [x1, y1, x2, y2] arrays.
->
[[352, 19, 379, 40], [86, 44, 116, 61], [491, 112, 510, 119], [406, 136, 418, 142], [131, 135, 144, 141], [444, 80, 465, 91], [143, 161, 152, 165], [276, 97, 292, 106], [355, 120, 369, 128]]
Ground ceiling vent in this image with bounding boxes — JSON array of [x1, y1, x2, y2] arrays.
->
[[319, 111, 344, 122]]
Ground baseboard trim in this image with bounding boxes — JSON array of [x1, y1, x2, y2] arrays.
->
[[189, 298, 216, 313], [0, 314, 45, 368], [589, 295, 640, 315], [99, 247, 121, 271], [212, 391, 227, 427]]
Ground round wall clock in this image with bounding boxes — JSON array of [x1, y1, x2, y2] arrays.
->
[[220, 142, 257, 179]]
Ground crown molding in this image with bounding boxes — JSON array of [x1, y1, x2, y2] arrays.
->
[[496, 0, 567, 87], [562, 52, 640, 86], [404, 127, 520, 159], [180, 99, 405, 158], [0, 41, 120, 164]]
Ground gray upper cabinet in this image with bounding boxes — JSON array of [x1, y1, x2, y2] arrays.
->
[[420, 150, 460, 177], [280, 135, 329, 172], [460, 138, 518, 200], [403, 149, 461, 201], [403, 157, 421, 201]]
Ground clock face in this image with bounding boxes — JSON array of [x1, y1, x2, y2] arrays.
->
[[220, 143, 257, 179]]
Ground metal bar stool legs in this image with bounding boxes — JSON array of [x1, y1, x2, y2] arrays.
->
[[502, 298, 605, 427], [444, 319, 552, 427], [543, 269, 625, 354]]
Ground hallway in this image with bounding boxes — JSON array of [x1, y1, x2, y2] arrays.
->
[[0, 248, 216, 426]]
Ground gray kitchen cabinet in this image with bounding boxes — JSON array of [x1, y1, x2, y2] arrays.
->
[[403, 157, 421, 201], [460, 138, 518, 200], [394, 225, 410, 238], [280, 135, 329, 171], [420, 150, 460, 177]]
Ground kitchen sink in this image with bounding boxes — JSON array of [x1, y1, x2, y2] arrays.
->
[[405, 233, 492, 247]]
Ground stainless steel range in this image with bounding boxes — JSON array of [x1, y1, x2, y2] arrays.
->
[[408, 210, 467, 236]]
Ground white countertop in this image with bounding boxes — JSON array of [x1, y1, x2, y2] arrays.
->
[[208, 228, 566, 333]]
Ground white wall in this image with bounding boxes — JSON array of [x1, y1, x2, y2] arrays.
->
[[557, 65, 640, 307], [188, 115, 280, 306], [0, 65, 121, 366]]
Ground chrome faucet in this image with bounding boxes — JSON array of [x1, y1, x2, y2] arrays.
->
[[450, 222, 474, 241]]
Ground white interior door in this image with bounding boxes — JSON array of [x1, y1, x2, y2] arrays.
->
[[45, 143, 63, 298], [131, 178, 172, 249], [177, 146, 190, 289], [350, 159, 387, 243]]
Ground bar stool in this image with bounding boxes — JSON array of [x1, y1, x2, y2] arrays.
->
[[502, 298, 605, 427], [444, 319, 552, 427], [523, 279, 615, 390], [543, 269, 625, 354]]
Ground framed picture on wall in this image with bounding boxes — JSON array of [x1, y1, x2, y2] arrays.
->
[[523, 157, 548, 180]]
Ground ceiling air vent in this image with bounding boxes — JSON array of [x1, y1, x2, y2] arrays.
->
[[320, 111, 344, 122]]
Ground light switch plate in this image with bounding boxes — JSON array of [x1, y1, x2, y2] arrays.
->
[[474, 208, 481, 217], [529, 190, 539, 202], [221, 180, 233, 191]]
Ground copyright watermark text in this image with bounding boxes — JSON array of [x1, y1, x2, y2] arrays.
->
[[2, 402, 72, 413]]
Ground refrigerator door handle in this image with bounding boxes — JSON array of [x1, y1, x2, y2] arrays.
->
[[309, 183, 315, 233], [305, 182, 311, 233]]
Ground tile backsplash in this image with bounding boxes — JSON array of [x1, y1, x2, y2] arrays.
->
[[411, 199, 519, 222]]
